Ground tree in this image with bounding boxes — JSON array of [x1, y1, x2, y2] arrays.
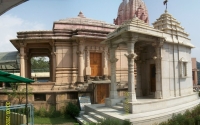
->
[[31, 57, 49, 72], [5, 83, 32, 104]]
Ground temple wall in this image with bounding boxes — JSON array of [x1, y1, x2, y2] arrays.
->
[[161, 43, 193, 99], [55, 42, 74, 85], [116, 45, 128, 82], [84, 41, 107, 77]]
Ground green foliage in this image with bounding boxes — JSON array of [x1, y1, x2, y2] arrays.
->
[[65, 102, 80, 117], [38, 106, 47, 117], [34, 116, 76, 124], [159, 104, 200, 125], [34, 106, 61, 118], [4, 83, 32, 104], [47, 106, 61, 118], [197, 61, 200, 85], [31, 57, 49, 72]]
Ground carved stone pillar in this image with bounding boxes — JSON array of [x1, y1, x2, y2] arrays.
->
[[109, 45, 118, 99], [24, 55, 28, 78], [27, 56, 31, 79], [77, 41, 85, 83], [154, 43, 163, 99], [85, 47, 91, 80], [49, 55, 53, 81], [20, 44, 26, 77], [72, 42, 78, 84], [103, 47, 108, 79], [51, 50, 56, 82], [125, 40, 137, 102]]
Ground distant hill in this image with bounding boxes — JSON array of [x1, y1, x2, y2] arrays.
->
[[197, 62, 200, 85]]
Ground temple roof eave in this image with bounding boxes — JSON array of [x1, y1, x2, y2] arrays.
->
[[101, 25, 194, 48], [72, 35, 107, 40], [101, 22, 165, 45]]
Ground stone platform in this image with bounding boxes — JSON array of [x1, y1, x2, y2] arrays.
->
[[77, 93, 200, 125]]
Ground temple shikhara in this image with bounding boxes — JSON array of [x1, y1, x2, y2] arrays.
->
[[0, 0, 199, 124]]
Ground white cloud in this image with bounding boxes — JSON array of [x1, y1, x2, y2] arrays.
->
[[0, 15, 45, 52]]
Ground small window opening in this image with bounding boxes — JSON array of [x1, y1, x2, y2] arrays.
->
[[34, 94, 46, 101]]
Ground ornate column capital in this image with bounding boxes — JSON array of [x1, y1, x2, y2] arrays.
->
[[152, 42, 163, 60], [19, 42, 27, 47], [76, 50, 84, 55], [51, 52, 56, 56], [124, 53, 137, 59], [77, 38, 85, 45], [19, 53, 26, 58], [110, 57, 118, 63], [49, 40, 55, 47]]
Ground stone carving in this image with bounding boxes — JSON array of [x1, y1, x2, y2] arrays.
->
[[124, 53, 137, 59], [51, 52, 56, 56], [76, 51, 83, 55], [110, 58, 118, 63]]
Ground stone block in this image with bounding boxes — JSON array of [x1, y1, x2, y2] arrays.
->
[[105, 97, 124, 107], [86, 67, 91, 75]]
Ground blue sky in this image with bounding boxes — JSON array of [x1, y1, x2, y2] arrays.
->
[[1, 0, 200, 61]]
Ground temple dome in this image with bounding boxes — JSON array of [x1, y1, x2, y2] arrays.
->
[[53, 12, 117, 32], [114, 0, 149, 25]]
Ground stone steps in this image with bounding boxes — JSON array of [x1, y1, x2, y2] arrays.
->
[[77, 111, 105, 125], [76, 117, 88, 125], [76, 103, 126, 125], [116, 102, 124, 106], [83, 114, 99, 123], [88, 112, 105, 121], [112, 105, 124, 111]]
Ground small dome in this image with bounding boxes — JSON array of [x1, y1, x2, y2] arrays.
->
[[114, 0, 149, 25], [78, 11, 85, 18]]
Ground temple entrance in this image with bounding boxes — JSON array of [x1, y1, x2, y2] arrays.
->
[[90, 53, 102, 77], [150, 64, 156, 92], [96, 84, 109, 104]]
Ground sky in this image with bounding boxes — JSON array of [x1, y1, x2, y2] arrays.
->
[[0, 0, 200, 61]]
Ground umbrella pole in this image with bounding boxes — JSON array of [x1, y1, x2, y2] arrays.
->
[[26, 83, 28, 125]]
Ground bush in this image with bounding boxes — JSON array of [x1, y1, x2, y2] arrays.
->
[[38, 106, 47, 117], [159, 104, 200, 125], [34, 106, 62, 118], [65, 102, 80, 117], [47, 106, 61, 118], [100, 118, 131, 125], [34, 108, 39, 117]]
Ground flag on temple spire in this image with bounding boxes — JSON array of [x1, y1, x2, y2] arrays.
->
[[163, 0, 168, 5]]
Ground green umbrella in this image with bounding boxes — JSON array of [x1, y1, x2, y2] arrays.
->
[[0, 70, 34, 125], [0, 76, 18, 83], [0, 70, 34, 83]]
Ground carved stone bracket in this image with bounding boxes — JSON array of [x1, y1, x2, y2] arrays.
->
[[51, 52, 56, 56], [110, 58, 118, 63], [19, 53, 26, 57], [76, 51, 84, 55], [124, 53, 137, 59], [19, 42, 27, 47]]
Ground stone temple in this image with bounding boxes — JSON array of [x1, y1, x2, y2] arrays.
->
[[0, 0, 199, 124]]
